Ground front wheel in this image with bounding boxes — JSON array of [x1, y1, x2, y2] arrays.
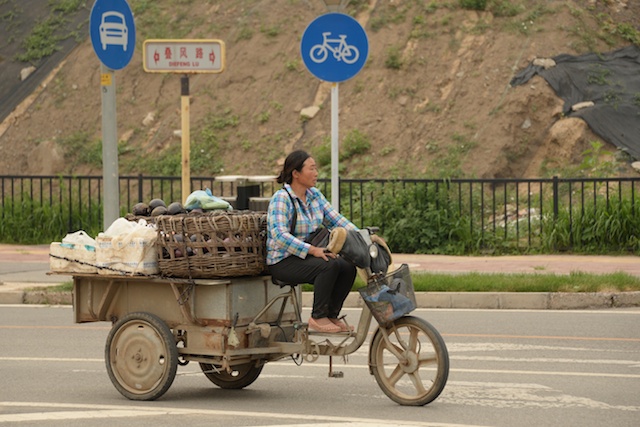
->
[[199, 362, 263, 389], [370, 316, 449, 406]]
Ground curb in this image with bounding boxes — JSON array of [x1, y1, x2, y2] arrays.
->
[[301, 291, 640, 310], [3, 289, 640, 310]]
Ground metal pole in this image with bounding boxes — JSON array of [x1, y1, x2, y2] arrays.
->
[[181, 75, 190, 203], [331, 82, 339, 207], [323, 0, 350, 12], [100, 64, 119, 230]]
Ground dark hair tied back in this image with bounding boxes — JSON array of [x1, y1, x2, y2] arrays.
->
[[277, 150, 310, 184]]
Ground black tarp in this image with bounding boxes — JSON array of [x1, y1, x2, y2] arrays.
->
[[511, 45, 640, 159]]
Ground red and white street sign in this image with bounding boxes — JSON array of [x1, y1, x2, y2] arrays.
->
[[143, 39, 225, 73]]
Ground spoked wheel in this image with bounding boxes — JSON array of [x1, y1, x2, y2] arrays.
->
[[199, 362, 263, 389], [370, 316, 449, 406], [105, 312, 178, 401]]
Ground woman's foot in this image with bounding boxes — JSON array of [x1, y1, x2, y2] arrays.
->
[[308, 317, 341, 333], [329, 318, 354, 332]]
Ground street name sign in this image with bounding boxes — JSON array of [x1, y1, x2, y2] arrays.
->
[[143, 39, 226, 74]]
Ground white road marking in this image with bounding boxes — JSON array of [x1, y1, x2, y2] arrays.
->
[[0, 402, 491, 426], [441, 381, 640, 411]]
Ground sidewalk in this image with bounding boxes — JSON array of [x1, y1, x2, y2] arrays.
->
[[1, 244, 639, 308]]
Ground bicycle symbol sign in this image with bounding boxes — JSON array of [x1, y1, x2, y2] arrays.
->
[[301, 13, 368, 83], [309, 32, 360, 64]]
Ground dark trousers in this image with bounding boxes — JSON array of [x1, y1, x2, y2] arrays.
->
[[269, 255, 356, 319]]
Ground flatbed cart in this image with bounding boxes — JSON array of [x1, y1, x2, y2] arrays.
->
[[69, 263, 449, 406]]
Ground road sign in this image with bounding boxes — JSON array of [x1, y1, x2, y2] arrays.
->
[[300, 12, 368, 83], [89, 0, 136, 70], [143, 39, 226, 74]]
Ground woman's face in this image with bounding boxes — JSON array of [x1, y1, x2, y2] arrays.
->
[[293, 157, 318, 189]]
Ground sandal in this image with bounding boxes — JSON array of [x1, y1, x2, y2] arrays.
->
[[309, 317, 341, 333], [330, 318, 354, 332]]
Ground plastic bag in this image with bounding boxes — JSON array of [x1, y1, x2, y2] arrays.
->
[[61, 230, 96, 251], [102, 217, 157, 247], [184, 188, 231, 211]]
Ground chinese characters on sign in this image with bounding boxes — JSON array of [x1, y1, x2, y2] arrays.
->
[[143, 39, 226, 73]]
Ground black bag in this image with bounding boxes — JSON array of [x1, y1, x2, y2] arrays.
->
[[304, 227, 330, 247], [285, 188, 330, 247]]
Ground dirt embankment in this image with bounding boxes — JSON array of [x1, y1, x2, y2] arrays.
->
[[0, 0, 639, 179]]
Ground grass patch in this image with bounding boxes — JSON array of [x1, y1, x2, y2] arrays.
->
[[31, 281, 73, 293], [301, 271, 640, 293], [410, 271, 640, 293]]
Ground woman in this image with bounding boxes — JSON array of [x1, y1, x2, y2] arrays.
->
[[267, 150, 358, 333]]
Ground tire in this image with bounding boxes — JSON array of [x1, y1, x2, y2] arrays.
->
[[199, 362, 263, 389], [105, 312, 178, 401], [369, 316, 449, 406]]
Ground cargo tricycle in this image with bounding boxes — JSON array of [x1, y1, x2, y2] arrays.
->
[[68, 227, 449, 406]]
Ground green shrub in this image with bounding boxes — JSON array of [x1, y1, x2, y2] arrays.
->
[[459, 0, 487, 11], [342, 129, 371, 160]]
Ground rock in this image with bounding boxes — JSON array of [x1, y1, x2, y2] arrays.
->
[[142, 112, 155, 126], [571, 101, 594, 111], [533, 58, 556, 69], [300, 106, 320, 120], [20, 66, 36, 81], [521, 118, 532, 129]]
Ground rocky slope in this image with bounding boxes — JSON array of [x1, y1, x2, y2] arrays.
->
[[0, 0, 638, 179]]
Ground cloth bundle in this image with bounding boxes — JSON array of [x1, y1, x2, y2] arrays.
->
[[327, 228, 392, 274]]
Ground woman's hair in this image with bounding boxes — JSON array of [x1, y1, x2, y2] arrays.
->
[[277, 150, 310, 184]]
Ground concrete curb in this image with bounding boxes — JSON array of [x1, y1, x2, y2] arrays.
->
[[302, 291, 640, 310], [3, 288, 640, 310]]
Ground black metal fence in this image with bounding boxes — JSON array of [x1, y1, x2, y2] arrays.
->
[[2, 174, 640, 252]]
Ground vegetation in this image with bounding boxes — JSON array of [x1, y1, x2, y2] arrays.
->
[[14, 0, 83, 63]]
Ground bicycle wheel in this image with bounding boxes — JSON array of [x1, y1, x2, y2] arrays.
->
[[370, 316, 449, 406], [309, 45, 328, 63], [341, 45, 359, 64]]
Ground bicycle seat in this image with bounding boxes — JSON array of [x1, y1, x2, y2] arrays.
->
[[271, 277, 300, 288]]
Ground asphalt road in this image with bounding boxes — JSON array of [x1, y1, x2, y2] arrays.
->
[[1, 305, 638, 427]]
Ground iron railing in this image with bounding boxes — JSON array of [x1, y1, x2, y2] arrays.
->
[[2, 174, 640, 252]]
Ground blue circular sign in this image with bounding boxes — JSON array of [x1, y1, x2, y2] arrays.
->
[[89, 0, 136, 70], [301, 13, 368, 83]]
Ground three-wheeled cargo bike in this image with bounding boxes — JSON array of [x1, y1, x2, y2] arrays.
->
[[62, 214, 449, 406], [70, 262, 449, 406]]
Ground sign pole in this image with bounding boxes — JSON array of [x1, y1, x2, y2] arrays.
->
[[181, 75, 190, 204], [90, 0, 136, 229], [100, 64, 119, 230], [331, 83, 339, 206]]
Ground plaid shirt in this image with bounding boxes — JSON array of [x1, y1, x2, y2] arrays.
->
[[266, 184, 358, 265]]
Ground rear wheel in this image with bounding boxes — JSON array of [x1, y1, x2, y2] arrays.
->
[[370, 316, 449, 406], [199, 362, 263, 389], [105, 312, 178, 401]]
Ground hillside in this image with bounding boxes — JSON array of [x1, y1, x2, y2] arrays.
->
[[1, 0, 639, 179]]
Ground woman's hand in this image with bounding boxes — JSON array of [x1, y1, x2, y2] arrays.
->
[[308, 245, 336, 261]]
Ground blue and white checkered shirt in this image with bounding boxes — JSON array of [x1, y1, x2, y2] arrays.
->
[[266, 184, 358, 265]]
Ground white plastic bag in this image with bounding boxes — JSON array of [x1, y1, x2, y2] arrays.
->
[[61, 230, 96, 250], [96, 218, 159, 275]]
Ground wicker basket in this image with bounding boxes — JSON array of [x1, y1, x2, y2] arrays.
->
[[154, 211, 267, 278], [359, 264, 416, 326]]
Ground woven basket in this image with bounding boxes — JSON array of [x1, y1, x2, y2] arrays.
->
[[154, 211, 267, 278]]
